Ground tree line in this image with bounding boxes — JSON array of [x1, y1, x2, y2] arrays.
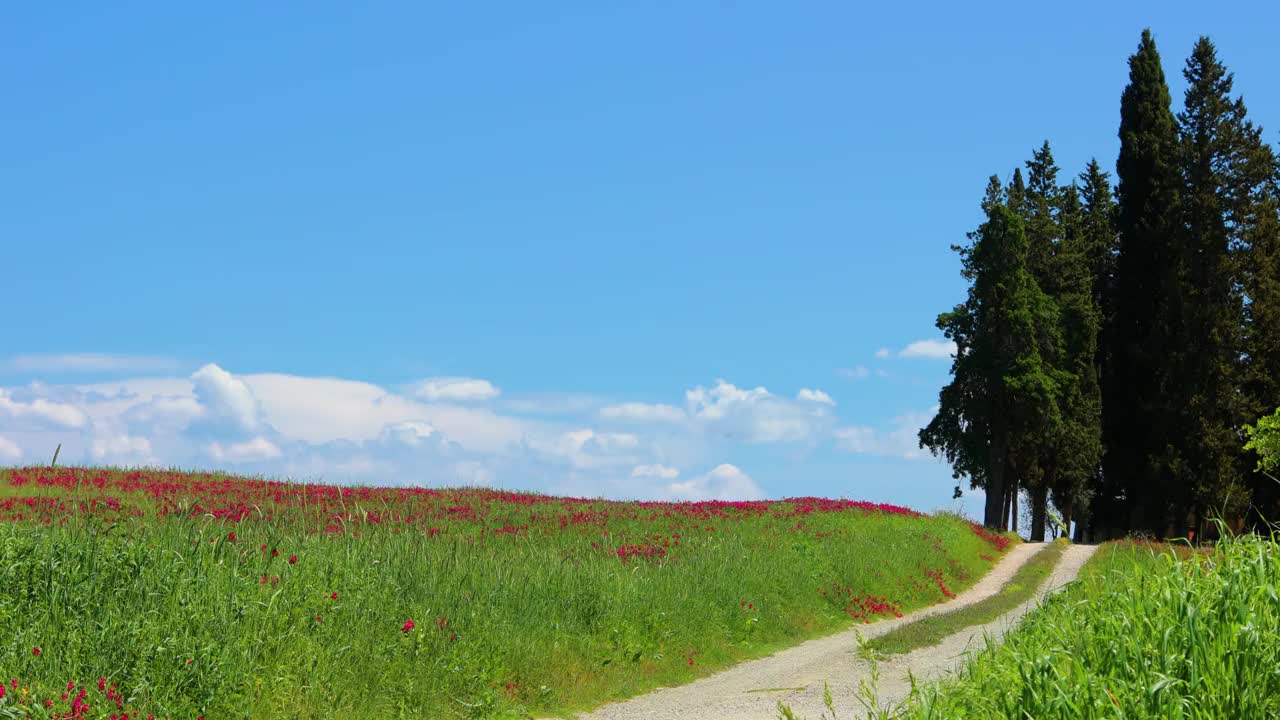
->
[[920, 29, 1280, 539]]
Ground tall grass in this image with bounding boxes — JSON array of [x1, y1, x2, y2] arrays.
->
[[898, 532, 1280, 719], [0, 467, 1008, 719]]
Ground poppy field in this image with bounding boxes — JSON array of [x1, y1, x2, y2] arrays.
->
[[0, 467, 1011, 719]]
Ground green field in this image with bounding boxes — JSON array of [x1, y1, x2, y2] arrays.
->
[[896, 534, 1280, 719], [0, 466, 1010, 719]]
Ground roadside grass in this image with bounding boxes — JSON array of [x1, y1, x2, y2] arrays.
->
[[893, 530, 1280, 719], [0, 466, 1013, 720], [865, 539, 1066, 657]]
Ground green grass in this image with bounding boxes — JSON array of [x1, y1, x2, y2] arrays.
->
[[892, 532, 1280, 719], [865, 540, 1066, 657], [0, 466, 1012, 720]]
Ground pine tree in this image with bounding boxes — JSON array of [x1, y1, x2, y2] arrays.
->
[[1106, 28, 1185, 537], [1176, 37, 1252, 531], [921, 191, 1066, 530]]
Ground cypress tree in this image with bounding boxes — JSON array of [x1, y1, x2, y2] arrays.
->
[[1049, 185, 1105, 538], [1237, 113, 1280, 526], [1176, 37, 1252, 531], [1107, 28, 1185, 537], [922, 190, 1066, 530], [1076, 161, 1119, 539]]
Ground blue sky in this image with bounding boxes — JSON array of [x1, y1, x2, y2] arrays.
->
[[2, 3, 1276, 515]]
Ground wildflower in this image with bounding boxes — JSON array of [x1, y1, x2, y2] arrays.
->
[[260, 544, 267, 551], [271, 548, 279, 557], [99, 677, 107, 691], [31, 647, 40, 656], [402, 619, 415, 633], [226, 531, 237, 542], [288, 555, 298, 564], [330, 592, 338, 600]]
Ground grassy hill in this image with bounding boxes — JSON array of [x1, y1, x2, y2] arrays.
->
[[0, 466, 1010, 719]]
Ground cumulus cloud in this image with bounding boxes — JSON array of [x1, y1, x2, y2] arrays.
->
[[192, 364, 264, 432], [5, 353, 179, 374], [662, 463, 764, 501], [0, 388, 88, 429], [598, 402, 686, 423], [796, 388, 835, 406], [833, 408, 937, 460], [895, 339, 956, 359], [631, 463, 679, 480], [686, 380, 832, 444], [412, 377, 501, 402], [209, 436, 283, 463], [89, 429, 155, 464], [0, 435, 20, 462]]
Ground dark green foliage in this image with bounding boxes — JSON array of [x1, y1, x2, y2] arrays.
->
[[1174, 37, 1253, 526], [926, 29, 1280, 535], [921, 200, 1067, 529], [1104, 28, 1186, 536]]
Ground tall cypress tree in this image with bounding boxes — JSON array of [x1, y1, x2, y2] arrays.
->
[[1238, 115, 1280, 526], [1107, 28, 1185, 537], [922, 191, 1066, 530], [1049, 186, 1104, 536], [1077, 160, 1120, 538], [1176, 37, 1251, 530]]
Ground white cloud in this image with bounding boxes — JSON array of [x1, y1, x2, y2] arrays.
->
[[0, 388, 88, 429], [897, 339, 957, 359], [686, 380, 831, 444], [191, 364, 263, 432], [240, 374, 526, 452], [208, 436, 283, 463], [837, 366, 870, 380], [412, 377, 501, 402], [5, 353, 178, 374], [662, 463, 764, 501], [796, 388, 836, 406], [0, 435, 20, 462], [833, 408, 936, 460], [530, 429, 643, 470], [89, 430, 155, 464], [598, 402, 686, 423], [631, 463, 679, 480], [875, 348, 892, 359]]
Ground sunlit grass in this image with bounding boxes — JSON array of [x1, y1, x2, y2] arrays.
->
[[0, 466, 1010, 719]]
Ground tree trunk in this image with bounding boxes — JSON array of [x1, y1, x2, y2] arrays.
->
[[1010, 475, 1020, 535], [985, 437, 1007, 529], [1030, 482, 1048, 542], [1000, 485, 1011, 531]]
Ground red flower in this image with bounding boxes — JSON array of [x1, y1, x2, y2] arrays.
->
[[271, 548, 279, 557], [288, 555, 298, 564], [99, 677, 107, 691], [0, 685, 5, 700], [402, 619, 415, 633], [226, 531, 237, 542], [260, 544, 267, 551], [330, 592, 338, 600], [31, 647, 40, 656]]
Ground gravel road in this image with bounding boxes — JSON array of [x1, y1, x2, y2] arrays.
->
[[558, 542, 1096, 720]]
